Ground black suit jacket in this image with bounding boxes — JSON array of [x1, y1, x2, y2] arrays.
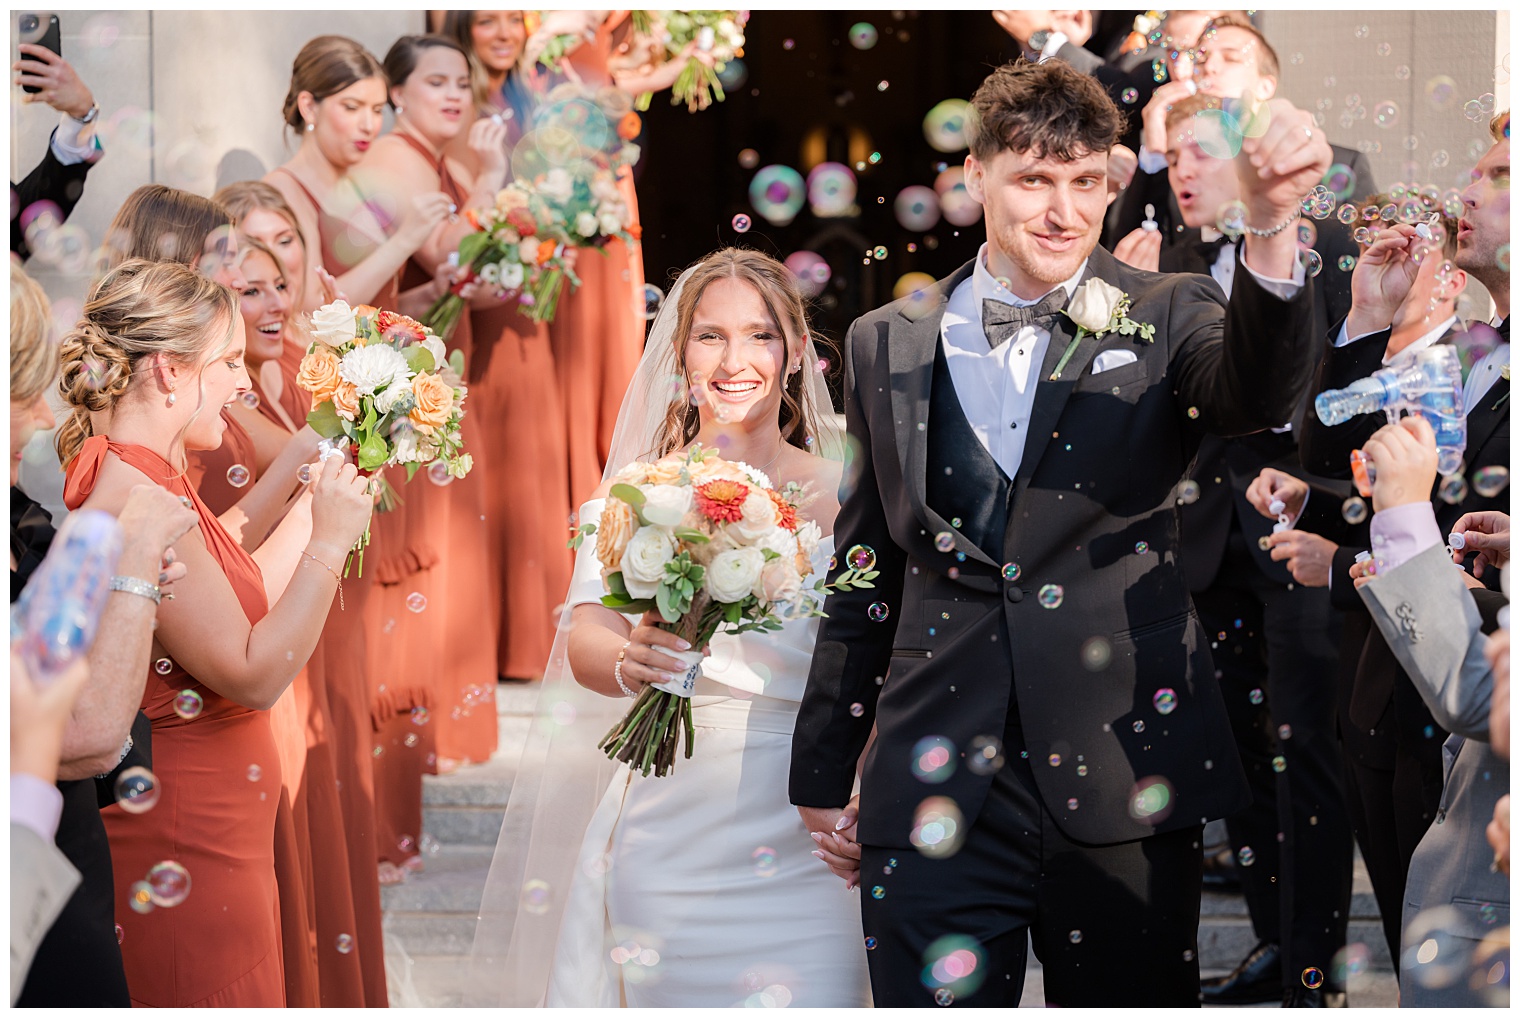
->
[[791, 244, 1318, 847], [1163, 231, 1356, 589], [1111, 143, 1376, 254], [10, 131, 95, 262]]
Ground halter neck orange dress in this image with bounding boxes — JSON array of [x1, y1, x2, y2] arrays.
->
[[67, 438, 284, 1007], [184, 409, 259, 517], [267, 164, 394, 1005], [247, 343, 371, 1006]]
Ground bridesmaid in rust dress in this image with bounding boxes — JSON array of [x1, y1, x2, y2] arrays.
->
[[446, 9, 574, 683], [57, 260, 373, 1006]]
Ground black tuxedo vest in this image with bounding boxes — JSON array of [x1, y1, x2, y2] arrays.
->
[[924, 343, 1011, 564]]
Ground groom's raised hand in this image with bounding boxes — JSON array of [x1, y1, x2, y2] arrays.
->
[[1235, 98, 1332, 279]]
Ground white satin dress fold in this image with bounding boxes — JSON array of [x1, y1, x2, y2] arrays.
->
[[545, 499, 871, 1007]]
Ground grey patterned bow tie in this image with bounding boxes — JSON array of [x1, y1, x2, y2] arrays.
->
[[981, 290, 1068, 349]]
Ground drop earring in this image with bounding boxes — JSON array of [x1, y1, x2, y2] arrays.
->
[[166, 391, 177, 406]]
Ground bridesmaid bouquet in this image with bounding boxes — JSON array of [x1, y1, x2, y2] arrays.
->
[[629, 10, 748, 112], [297, 300, 473, 573], [570, 445, 877, 777]]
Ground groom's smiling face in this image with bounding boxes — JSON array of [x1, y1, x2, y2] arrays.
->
[[965, 144, 1109, 300]]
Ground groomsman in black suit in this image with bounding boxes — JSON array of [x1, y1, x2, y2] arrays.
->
[[791, 57, 1330, 1007], [1292, 113, 1511, 971], [1113, 14, 1377, 250], [1113, 91, 1358, 1006], [9, 44, 104, 262]]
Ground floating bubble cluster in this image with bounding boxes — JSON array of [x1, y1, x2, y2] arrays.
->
[[911, 735, 956, 783], [911, 796, 965, 858]]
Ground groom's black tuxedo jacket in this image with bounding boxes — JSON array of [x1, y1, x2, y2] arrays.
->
[[791, 244, 1319, 847]]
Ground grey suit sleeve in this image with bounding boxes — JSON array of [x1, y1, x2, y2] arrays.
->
[[1056, 41, 1104, 75], [1356, 544, 1495, 740], [10, 823, 81, 1003]]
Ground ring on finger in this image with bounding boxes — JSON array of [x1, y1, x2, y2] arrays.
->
[[1302, 126, 1313, 140]]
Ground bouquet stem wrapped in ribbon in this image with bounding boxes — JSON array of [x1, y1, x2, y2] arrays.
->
[[572, 445, 875, 777], [296, 300, 474, 575]]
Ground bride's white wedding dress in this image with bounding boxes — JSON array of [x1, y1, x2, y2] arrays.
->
[[544, 498, 871, 1008]]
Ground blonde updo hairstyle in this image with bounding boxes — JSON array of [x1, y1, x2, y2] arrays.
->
[[281, 35, 386, 135], [654, 248, 836, 460], [56, 259, 239, 469], [103, 184, 236, 274], [11, 264, 57, 404]]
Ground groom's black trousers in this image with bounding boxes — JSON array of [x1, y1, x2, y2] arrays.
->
[[859, 716, 1204, 1007]]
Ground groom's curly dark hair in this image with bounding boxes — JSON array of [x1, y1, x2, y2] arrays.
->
[[967, 58, 1124, 163]]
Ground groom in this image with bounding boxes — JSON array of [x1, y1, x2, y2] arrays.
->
[[791, 58, 1330, 1006]]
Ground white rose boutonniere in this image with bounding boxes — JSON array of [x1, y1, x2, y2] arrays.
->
[[1051, 278, 1156, 381]]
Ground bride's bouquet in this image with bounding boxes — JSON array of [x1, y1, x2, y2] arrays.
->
[[629, 10, 748, 112], [571, 445, 876, 777], [297, 300, 473, 574]]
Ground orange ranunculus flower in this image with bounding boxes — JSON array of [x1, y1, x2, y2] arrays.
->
[[331, 381, 361, 421], [617, 111, 642, 141], [625, 222, 642, 241], [296, 347, 343, 402], [466, 208, 481, 231], [536, 239, 558, 266], [409, 372, 455, 431]]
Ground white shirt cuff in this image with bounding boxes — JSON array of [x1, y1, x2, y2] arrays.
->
[[49, 116, 100, 166], [1041, 31, 1069, 59], [1241, 254, 1305, 301], [1137, 146, 1168, 176]]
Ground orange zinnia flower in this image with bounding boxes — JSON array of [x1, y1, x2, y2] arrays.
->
[[617, 111, 642, 141], [536, 239, 558, 266], [465, 208, 482, 231], [695, 479, 750, 523], [767, 489, 799, 532]]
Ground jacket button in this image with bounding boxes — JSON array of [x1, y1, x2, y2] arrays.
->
[[1006, 586, 1024, 604]]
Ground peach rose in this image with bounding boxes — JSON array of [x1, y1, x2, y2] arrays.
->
[[594, 498, 635, 573], [643, 458, 684, 486], [296, 347, 343, 402], [409, 372, 455, 431], [331, 381, 360, 421]]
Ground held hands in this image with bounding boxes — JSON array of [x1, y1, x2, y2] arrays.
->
[[308, 455, 373, 554], [1363, 416, 1438, 513], [799, 797, 862, 888], [13, 44, 94, 119], [1246, 468, 1310, 521], [1347, 224, 1429, 338], [1235, 99, 1331, 223], [1265, 530, 1336, 587], [1113, 227, 1162, 271], [1451, 510, 1511, 578]]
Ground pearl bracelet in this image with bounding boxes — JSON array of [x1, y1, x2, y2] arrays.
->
[[614, 641, 637, 698]]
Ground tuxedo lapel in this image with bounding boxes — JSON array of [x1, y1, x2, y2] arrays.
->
[[1466, 376, 1508, 455], [888, 261, 979, 552]]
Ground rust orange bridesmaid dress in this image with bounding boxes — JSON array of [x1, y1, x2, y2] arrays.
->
[[69, 438, 286, 1007]]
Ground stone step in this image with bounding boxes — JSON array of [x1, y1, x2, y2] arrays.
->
[[383, 911, 479, 957], [423, 755, 515, 807], [421, 802, 505, 845], [385, 953, 472, 1009], [380, 845, 492, 913]]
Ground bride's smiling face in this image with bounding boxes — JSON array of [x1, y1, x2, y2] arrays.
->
[[683, 277, 793, 431]]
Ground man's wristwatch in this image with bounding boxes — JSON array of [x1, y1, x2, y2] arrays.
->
[[72, 103, 100, 125]]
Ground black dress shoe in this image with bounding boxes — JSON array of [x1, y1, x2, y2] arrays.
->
[[1282, 985, 1347, 1007], [1202, 842, 1242, 892], [1200, 941, 1282, 1005]]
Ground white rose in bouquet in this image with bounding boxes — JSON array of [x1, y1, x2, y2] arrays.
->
[[498, 261, 526, 291], [310, 300, 358, 347], [375, 376, 414, 414], [540, 168, 574, 204], [756, 525, 799, 560], [731, 491, 779, 540], [518, 239, 540, 266], [621, 526, 677, 598], [705, 546, 767, 603], [340, 344, 412, 397], [574, 211, 600, 238], [794, 519, 822, 563], [641, 484, 693, 527], [759, 557, 804, 604], [598, 209, 627, 236]]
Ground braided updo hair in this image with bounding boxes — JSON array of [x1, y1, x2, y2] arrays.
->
[[56, 259, 238, 467]]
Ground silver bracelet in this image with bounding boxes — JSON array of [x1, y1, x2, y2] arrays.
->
[[613, 641, 637, 698], [1245, 207, 1302, 238], [109, 575, 161, 605]]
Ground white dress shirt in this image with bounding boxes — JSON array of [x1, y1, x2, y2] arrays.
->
[[48, 111, 101, 166], [1202, 226, 1238, 300]]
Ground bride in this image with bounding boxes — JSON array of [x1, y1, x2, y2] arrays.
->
[[468, 248, 870, 1007]]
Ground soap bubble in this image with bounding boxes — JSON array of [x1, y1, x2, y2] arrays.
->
[[1129, 776, 1174, 824], [173, 689, 203, 720], [1302, 967, 1325, 989], [1438, 475, 1469, 504], [1299, 249, 1323, 278], [737, 148, 759, 169], [849, 22, 878, 49], [1238, 846, 1256, 866], [752, 846, 779, 877], [521, 879, 552, 914], [934, 988, 954, 1006], [427, 460, 453, 486], [154, 657, 174, 675], [867, 602, 890, 622], [912, 736, 956, 783], [921, 933, 986, 998], [966, 735, 1004, 775], [1272, 755, 1287, 773], [146, 860, 192, 907], [1374, 101, 1401, 128], [411, 705, 430, 726], [894, 185, 941, 231], [1337, 203, 1359, 225], [1215, 198, 1249, 238], [115, 767, 160, 814], [922, 99, 972, 153], [846, 544, 877, 571], [748, 165, 806, 225], [1080, 636, 1112, 671], [641, 283, 664, 320], [783, 250, 831, 298], [1178, 480, 1202, 505], [239, 391, 261, 410], [849, 702, 865, 717], [1037, 584, 1064, 609], [128, 880, 155, 914], [910, 795, 964, 858], [807, 163, 857, 217], [1001, 562, 1021, 581], [731, 213, 751, 233], [1249, 687, 1265, 705], [1122, 88, 1139, 104], [1338, 255, 1357, 272], [296, 463, 313, 484], [1153, 688, 1178, 715], [226, 464, 251, 488], [1069, 929, 1083, 944], [406, 592, 428, 613], [1472, 466, 1509, 497], [934, 531, 955, 553]]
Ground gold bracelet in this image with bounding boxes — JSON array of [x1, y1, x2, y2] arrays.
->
[[301, 551, 344, 611]]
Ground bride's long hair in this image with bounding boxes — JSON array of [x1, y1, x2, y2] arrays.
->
[[650, 248, 837, 461]]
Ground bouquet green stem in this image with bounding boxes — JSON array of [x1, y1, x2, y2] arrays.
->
[[672, 57, 725, 112], [421, 290, 467, 343]]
